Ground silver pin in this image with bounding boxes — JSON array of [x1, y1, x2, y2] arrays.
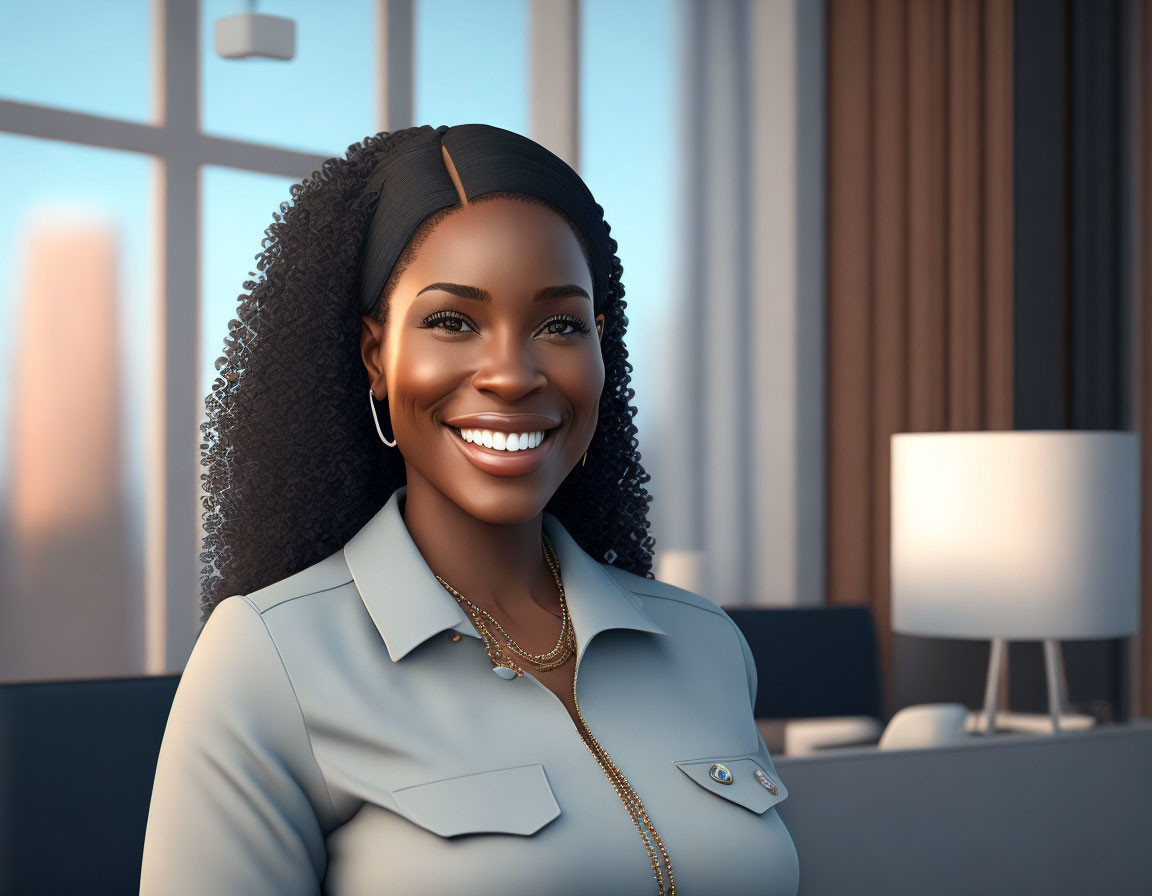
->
[[755, 769, 779, 795]]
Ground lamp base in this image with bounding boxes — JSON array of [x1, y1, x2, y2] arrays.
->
[[980, 637, 1082, 735], [967, 709, 1096, 735]]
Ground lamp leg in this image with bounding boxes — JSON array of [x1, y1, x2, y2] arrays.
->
[[1043, 639, 1067, 733], [982, 637, 1006, 735]]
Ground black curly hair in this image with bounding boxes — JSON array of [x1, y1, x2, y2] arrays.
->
[[198, 125, 656, 621]]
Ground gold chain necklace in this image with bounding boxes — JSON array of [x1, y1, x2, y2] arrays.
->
[[572, 684, 676, 895], [433, 534, 675, 895], [435, 534, 575, 674]]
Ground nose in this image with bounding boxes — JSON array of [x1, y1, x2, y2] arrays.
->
[[470, 330, 547, 401]]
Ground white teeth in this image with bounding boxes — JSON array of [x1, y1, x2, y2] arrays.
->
[[456, 427, 547, 452]]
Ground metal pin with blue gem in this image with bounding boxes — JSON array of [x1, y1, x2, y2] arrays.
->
[[709, 763, 734, 784]]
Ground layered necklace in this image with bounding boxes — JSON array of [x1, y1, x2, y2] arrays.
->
[[434, 532, 575, 677], [433, 533, 676, 895]]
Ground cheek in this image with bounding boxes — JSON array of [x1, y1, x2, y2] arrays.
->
[[556, 349, 606, 414], [387, 342, 461, 411]]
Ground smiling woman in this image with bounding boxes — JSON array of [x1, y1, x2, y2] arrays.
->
[[141, 124, 799, 896]]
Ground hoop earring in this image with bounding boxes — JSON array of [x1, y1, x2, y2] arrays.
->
[[369, 387, 397, 448]]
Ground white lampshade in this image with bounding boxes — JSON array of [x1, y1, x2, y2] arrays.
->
[[891, 431, 1140, 640]]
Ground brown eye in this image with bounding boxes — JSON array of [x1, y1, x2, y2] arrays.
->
[[422, 310, 476, 334], [538, 314, 592, 338]]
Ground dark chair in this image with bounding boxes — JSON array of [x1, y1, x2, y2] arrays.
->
[[724, 606, 884, 753], [0, 674, 180, 896]]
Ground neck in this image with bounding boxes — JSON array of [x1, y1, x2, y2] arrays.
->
[[398, 478, 558, 620]]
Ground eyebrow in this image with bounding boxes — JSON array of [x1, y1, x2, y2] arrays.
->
[[415, 282, 592, 303]]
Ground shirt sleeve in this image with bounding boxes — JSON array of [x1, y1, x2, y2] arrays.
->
[[140, 595, 334, 895]]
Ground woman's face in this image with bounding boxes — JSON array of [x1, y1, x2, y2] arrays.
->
[[360, 197, 605, 525]]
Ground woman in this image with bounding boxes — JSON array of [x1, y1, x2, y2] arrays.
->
[[141, 124, 799, 895]]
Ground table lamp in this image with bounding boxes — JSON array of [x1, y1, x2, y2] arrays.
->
[[890, 431, 1140, 734]]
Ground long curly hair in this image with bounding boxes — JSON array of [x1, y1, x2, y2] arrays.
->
[[199, 125, 655, 620]]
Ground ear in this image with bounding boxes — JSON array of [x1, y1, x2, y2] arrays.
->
[[359, 314, 388, 396], [595, 314, 605, 342]]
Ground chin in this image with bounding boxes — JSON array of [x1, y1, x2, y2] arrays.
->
[[449, 483, 555, 526]]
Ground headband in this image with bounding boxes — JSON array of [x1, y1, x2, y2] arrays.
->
[[355, 123, 611, 316]]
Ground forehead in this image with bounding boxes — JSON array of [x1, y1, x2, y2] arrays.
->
[[396, 198, 592, 291]]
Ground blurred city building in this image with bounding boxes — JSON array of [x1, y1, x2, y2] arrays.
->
[[1, 221, 143, 679]]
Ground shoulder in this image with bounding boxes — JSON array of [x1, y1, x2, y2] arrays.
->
[[153, 584, 338, 880], [242, 548, 356, 615], [602, 564, 757, 704], [602, 564, 747, 655], [201, 548, 361, 677], [188, 550, 358, 754], [601, 564, 728, 620]]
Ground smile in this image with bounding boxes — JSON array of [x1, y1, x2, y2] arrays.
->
[[454, 427, 547, 451], [445, 425, 558, 477]]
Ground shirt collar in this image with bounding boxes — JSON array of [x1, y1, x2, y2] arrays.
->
[[342, 486, 665, 663]]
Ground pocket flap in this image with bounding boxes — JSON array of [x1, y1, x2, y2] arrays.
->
[[673, 754, 788, 814], [392, 764, 561, 837]]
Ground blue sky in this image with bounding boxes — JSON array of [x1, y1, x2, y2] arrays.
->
[[0, 0, 679, 505]]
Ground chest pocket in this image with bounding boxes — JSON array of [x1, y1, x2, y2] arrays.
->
[[391, 763, 561, 838], [673, 753, 789, 815]]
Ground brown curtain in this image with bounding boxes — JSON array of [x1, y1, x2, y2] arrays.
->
[[826, 0, 1014, 703]]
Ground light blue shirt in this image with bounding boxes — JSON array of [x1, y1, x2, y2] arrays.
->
[[141, 486, 799, 895]]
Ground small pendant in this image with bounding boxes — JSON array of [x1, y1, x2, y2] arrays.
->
[[493, 665, 519, 680], [709, 763, 734, 785]]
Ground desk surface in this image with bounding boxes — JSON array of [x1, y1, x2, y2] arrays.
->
[[773, 720, 1152, 896]]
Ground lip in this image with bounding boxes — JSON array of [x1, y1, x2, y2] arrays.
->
[[445, 424, 559, 478], [443, 412, 561, 432]]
